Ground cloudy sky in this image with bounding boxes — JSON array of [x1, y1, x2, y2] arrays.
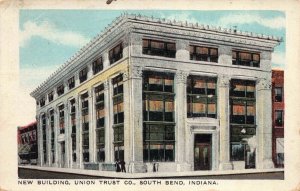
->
[[19, 10, 285, 124]]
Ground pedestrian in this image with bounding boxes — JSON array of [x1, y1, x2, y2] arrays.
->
[[120, 160, 126, 173], [115, 159, 121, 172]]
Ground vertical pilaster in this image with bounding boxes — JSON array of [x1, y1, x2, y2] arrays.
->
[[64, 101, 70, 168], [123, 71, 131, 166], [54, 107, 59, 167], [104, 80, 112, 163], [88, 88, 95, 163], [103, 52, 110, 69], [175, 70, 189, 171], [37, 114, 42, 166], [176, 40, 189, 61], [218, 45, 232, 65], [129, 66, 146, 173], [46, 112, 51, 166], [77, 94, 82, 168], [218, 74, 233, 170], [257, 78, 274, 169], [130, 34, 142, 56]]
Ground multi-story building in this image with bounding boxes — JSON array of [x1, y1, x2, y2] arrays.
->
[[30, 14, 281, 173], [18, 121, 38, 165], [272, 70, 284, 168]]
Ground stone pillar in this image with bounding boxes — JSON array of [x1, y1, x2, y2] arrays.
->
[[176, 40, 189, 61], [77, 94, 83, 168], [218, 74, 233, 170], [103, 52, 110, 69], [46, 112, 51, 166], [64, 101, 70, 168], [104, 80, 113, 163], [74, 72, 80, 87], [175, 70, 189, 171], [129, 66, 147, 173], [260, 52, 272, 71], [108, 79, 115, 162], [122, 35, 130, 58], [37, 114, 42, 166], [130, 34, 142, 56], [123, 71, 132, 166], [218, 45, 232, 65], [54, 108, 59, 167], [88, 89, 95, 163], [256, 78, 274, 169]]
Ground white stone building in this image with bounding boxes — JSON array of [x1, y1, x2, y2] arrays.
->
[[30, 13, 281, 173]]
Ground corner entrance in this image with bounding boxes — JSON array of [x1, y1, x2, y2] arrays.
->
[[194, 134, 212, 170]]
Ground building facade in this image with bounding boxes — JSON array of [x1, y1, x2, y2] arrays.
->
[[30, 14, 281, 173], [18, 121, 38, 165], [272, 70, 284, 168]]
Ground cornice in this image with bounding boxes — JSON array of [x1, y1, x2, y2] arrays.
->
[[30, 13, 281, 99]]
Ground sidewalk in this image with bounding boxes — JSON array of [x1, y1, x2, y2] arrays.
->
[[19, 165, 284, 179]]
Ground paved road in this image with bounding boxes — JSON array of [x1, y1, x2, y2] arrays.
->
[[18, 168, 284, 179]]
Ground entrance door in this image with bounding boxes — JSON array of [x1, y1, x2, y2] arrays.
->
[[61, 142, 65, 168], [194, 134, 212, 170]]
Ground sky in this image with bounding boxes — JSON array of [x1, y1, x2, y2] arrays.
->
[[19, 10, 286, 124]]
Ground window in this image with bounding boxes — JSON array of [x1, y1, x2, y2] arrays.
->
[[57, 84, 64, 96], [40, 97, 45, 107], [274, 87, 283, 102], [187, 76, 217, 118], [95, 84, 105, 162], [275, 110, 284, 127], [70, 99, 76, 162], [68, 76, 75, 90], [81, 92, 89, 162], [232, 51, 260, 67], [59, 105, 65, 134], [48, 92, 53, 102], [231, 100, 255, 124], [143, 124, 175, 162], [50, 110, 55, 163], [230, 79, 255, 98], [113, 126, 124, 161], [79, 67, 88, 83], [190, 45, 218, 62], [92, 57, 103, 75], [41, 114, 47, 164], [276, 138, 284, 166], [143, 39, 176, 58], [109, 43, 123, 64]]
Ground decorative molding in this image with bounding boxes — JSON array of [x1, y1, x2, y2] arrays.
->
[[104, 80, 110, 90], [257, 78, 272, 90], [122, 71, 129, 81], [131, 66, 143, 79], [218, 74, 230, 87], [175, 70, 189, 84]]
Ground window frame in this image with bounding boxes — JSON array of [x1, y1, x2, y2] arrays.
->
[[48, 92, 54, 102], [109, 43, 123, 65], [79, 67, 88, 83], [190, 45, 218, 63], [275, 110, 284, 127], [68, 76, 75, 90], [92, 57, 104, 75], [57, 84, 65, 96], [142, 39, 176, 58], [274, 87, 283, 102], [232, 50, 260, 67]]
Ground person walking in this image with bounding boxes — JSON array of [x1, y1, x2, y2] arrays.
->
[[120, 160, 126, 173], [115, 159, 121, 172]]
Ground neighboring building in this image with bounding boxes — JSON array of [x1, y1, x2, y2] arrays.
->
[[18, 121, 38, 165], [30, 14, 281, 173], [272, 70, 284, 168]]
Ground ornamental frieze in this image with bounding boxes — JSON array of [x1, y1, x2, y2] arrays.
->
[[257, 78, 272, 90]]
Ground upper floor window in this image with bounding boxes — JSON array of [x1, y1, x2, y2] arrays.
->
[[92, 57, 103, 75], [57, 84, 64, 96], [143, 71, 174, 93], [48, 92, 53, 102], [95, 84, 105, 128], [40, 97, 45, 107], [275, 110, 284, 127], [109, 43, 123, 65], [274, 87, 283, 102], [112, 75, 124, 124], [142, 39, 176, 58], [230, 79, 255, 98], [79, 67, 88, 83], [232, 51, 260, 67], [59, 105, 65, 134], [190, 46, 218, 62], [68, 76, 75, 90]]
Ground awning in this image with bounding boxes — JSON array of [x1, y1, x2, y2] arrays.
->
[[276, 138, 284, 153]]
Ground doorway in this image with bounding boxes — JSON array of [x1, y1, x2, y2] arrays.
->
[[61, 142, 65, 168], [194, 134, 212, 170]]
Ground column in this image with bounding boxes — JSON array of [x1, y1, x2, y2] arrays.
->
[[64, 100, 70, 168], [175, 70, 189, 171], [218, 45, 232, 65], [77, 94, 82, 168], [88, 88, 95, 163], [256, 78, 274, 169], [129, 66, 146, 173], [46, 112, 51, 166], [176, 40, 189, 61], [54, 107, 59, 167], [218, 74, 233, 170], [104, 80, 113, 163], [103, 52, 110, 69], [37, 114, 42, 166], [130, 33, 142, 56]]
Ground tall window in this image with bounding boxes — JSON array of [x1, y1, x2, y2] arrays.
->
[[186, 76, 217, 118], [275, 110, 284, 127], [48, 92, 53, 102], [50, 110, 55, 163], [57, 84, 64, 96], [112, 75, 124, 161], [70, 99, 76, 162], [232, 51, 260, 67], [142, 39, 176, 58], [59, 105, 65, 134], [81, 92, 89, 162], [40, 97, 45, 107], [41, 114, 47, 164], [68, 76, 75, 90], [109, 43, 123, 65], [143, 71, 175, 162], [190, 46, 218, 62], [230, 79, 256, 168], [95, 84, 105, 162], [79, 67, 88, 83], [93, 57, 103, 75], [274, 87, 283, 102]]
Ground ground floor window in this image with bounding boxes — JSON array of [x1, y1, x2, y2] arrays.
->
[[143, 124, 175, 162], [96, 128, 105, 162], [276, 138, 284, 166], [71, 134, 76, 162], [82, 131, 89, 162], [113, 125, 124, 161]]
